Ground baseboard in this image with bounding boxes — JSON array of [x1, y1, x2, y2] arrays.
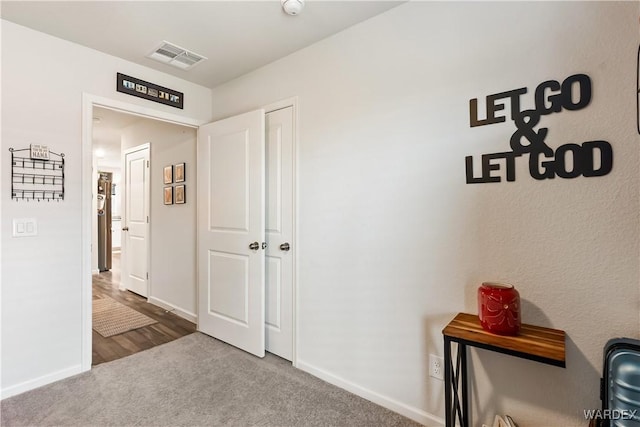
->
[[1, 364, 82, 400], [296, 359, 443, 427], [147, 296, 196, 323], [91, 269, 99, 275]]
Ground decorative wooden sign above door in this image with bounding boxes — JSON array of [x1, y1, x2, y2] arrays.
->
[[116, 73, 184, 109]]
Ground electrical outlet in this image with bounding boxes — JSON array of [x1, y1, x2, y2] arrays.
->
[[429, 354, 444, 381]]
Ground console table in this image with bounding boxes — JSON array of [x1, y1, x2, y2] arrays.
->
[[442, 313, 566, 427]]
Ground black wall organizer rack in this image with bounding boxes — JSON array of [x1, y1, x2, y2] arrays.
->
[[10, 147, 65, 201]]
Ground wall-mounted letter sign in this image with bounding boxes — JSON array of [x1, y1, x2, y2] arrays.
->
[[117, 73, 184, 109], [465, 74, 613, 184]]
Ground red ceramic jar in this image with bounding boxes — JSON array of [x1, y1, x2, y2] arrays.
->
[[477, 282, 521, 336]]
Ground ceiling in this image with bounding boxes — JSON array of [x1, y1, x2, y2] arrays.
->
[[5, 1, 403, 171], [1, 1, 403, 89], [92, 107, 142, 169]]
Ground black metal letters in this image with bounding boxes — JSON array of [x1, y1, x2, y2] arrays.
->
[[466, 74, 613, 184]]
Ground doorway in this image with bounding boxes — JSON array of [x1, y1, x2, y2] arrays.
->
[[82, 94, 202, 370], [90, 107, 198, 366]]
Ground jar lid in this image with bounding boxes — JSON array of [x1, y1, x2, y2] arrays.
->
[[481, 282, 514, 289]]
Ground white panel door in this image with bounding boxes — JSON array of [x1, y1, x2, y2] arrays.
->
[[197, 109, 266, 358], [265, 107, 294, 360], [123, 145, 149, 297]]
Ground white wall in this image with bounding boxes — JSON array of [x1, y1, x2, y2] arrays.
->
[[1, 20, 211, 397], [122, 120, 197, 321], [210, 2, 639, 425]]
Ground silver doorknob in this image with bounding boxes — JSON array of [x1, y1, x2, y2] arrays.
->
[[122, 227, 129, 231], [249, 241, 260, 250], [279, 242, 290, 251]]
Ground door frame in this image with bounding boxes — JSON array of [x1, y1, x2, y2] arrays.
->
[[262, 97, 299, 367], [121, 143, 151, 297], [81, 93, 202, 372]]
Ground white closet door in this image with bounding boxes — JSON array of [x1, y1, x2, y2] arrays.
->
[[265, 107, 294, 361]]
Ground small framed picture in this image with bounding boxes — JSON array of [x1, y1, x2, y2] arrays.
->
[[175, 163, 185, 183], [175, 184, 186, 204], [163, 186, 173, 205], [163, 165, 173, 184]]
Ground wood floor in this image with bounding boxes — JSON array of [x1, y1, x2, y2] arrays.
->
[[92, 253, 196, 366]]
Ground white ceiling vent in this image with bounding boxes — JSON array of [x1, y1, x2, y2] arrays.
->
[[147, 41, 207, 71]]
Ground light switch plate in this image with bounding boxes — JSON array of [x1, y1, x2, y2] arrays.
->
[[13, 218, 37, 237]]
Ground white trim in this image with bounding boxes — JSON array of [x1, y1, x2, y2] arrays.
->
[[263, 96, 298, 114], [296, 359, 444, 427], [91, 269, 100, 275], [1, 365, 83, 400], [85, 94, 201, 128], [262, 97, 299, 367], [148, 296, 197, 323], [82, 94, 93, 372], [82, 93, 207, 373]]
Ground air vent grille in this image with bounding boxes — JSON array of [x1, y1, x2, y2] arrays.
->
[[147, 41, 207, 71]]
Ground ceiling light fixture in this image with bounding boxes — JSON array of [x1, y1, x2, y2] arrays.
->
[[282, 0, 304, 16]]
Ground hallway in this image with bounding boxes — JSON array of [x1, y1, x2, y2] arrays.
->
[[92, 254, 196, 366]]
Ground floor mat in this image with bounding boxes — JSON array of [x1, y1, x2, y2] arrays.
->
[[92, 296, 157, 337]]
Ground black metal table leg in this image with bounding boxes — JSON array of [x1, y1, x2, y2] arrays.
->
[[444, 336, 452, 427], [444, 338, 469, 427], [460, 343, 469, 427]]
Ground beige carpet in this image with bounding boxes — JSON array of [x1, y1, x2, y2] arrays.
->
[[92, 296, 157, 337], [1, 333, 420, 426]]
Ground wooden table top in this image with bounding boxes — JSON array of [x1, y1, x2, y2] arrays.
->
[[443, 313, 566, 367]]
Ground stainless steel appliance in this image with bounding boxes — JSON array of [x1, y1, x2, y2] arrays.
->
[[97, 171, 112, 272]]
